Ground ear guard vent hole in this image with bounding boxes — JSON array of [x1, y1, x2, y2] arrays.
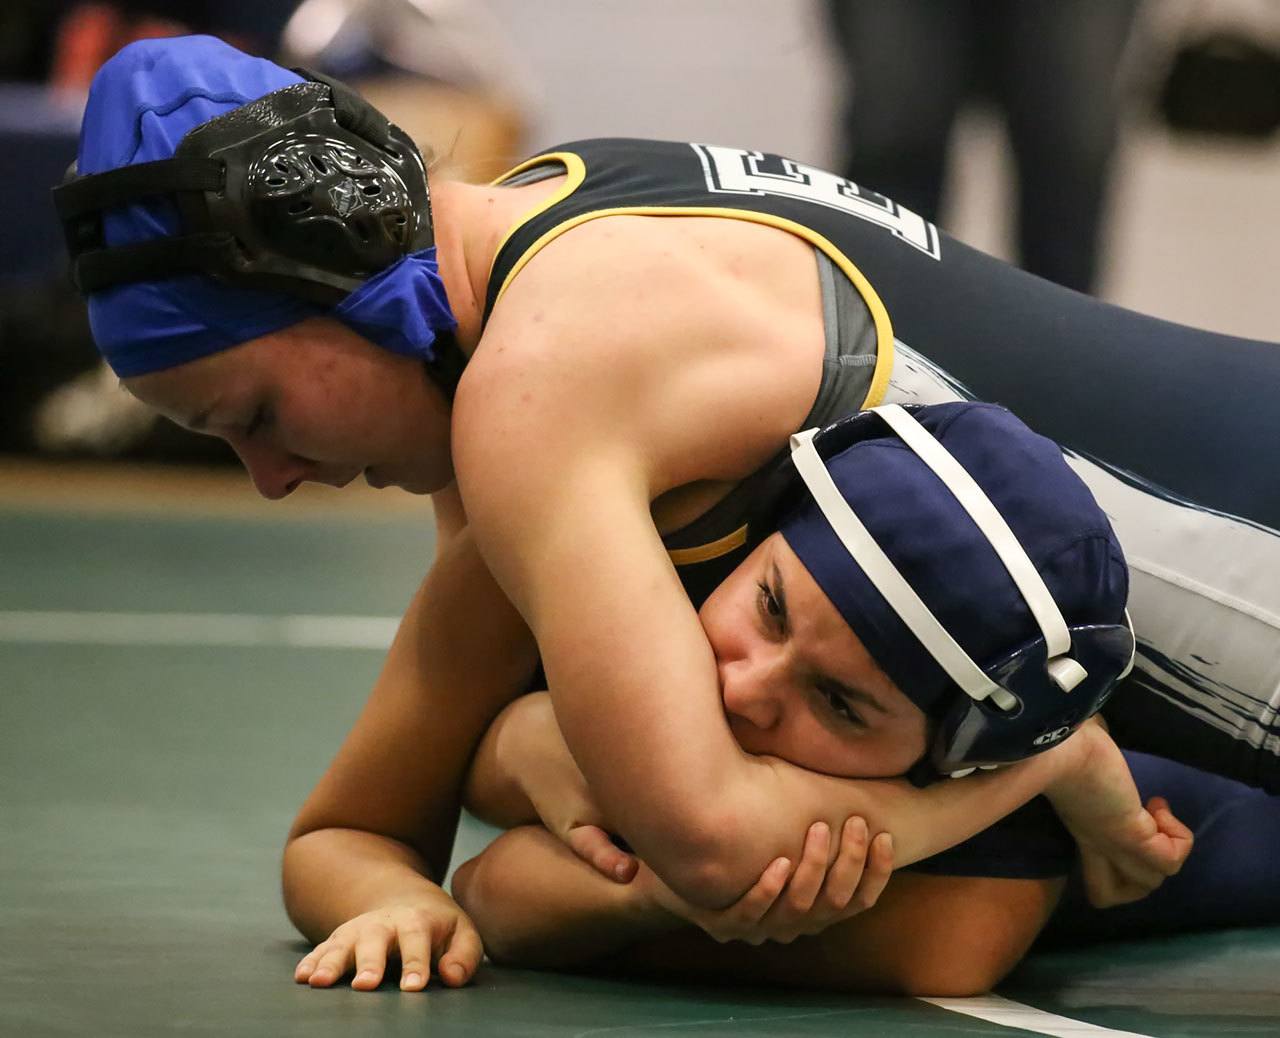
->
[[309, 154, 329, 174]]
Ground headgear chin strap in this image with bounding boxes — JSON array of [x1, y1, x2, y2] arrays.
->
[[53, 62, 466, 396], [788, 404, 1136, 782]]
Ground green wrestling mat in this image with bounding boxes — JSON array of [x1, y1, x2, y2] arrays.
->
[[2, 497, 1277, 1038]]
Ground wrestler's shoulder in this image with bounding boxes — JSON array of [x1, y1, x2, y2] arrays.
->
[[480, 213, 822, 379], [464, 213, 825, 487]]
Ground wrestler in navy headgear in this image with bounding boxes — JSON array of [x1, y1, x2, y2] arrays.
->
[[779, 401, 1135, 783]]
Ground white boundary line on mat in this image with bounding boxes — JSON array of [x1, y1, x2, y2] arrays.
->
[[920, 994, 1155, 1037], [0, 610, 399, 651]]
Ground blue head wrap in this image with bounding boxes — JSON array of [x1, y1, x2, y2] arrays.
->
[[780, 402, 1128, 716], [76, 35, 456, 378]]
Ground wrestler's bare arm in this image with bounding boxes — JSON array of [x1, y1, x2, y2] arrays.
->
[[452, 824, 1062, 996], [452, 230, 1091, 907], [283, 527, 538, 940]]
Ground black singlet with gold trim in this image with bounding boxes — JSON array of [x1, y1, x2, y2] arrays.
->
[[481, 133, 1280, 886], [483, 138, 1280, 802], [482, 137, 907, 607]]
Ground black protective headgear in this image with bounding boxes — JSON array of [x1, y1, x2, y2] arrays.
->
[[54, 64, 466, 393]]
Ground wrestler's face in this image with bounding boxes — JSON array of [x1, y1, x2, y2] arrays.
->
[[699, 533, 929, 778], [125, 317, 453, 497]]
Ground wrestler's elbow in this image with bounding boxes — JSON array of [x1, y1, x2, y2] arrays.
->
[[450, 853, 525, 965], [647, 808, 768, 909], [657, 857, 742, 910]]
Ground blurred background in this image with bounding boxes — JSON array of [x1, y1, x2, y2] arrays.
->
[[3, 8, 1280, 1030], [2, 0, 1279, 494]]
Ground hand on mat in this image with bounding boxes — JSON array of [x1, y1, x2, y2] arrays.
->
[[513, 692, 639, 884], [1046, 721, 1194, 907], [641, 816, 893, 944], [293, 891, 483, 992]]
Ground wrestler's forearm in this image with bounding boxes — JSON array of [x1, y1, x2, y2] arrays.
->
[[284, 526, 539, 933], [451, 826, 676, 968], [478, 684, 1083, 916], [283, 827, 443, 944], [452, 824, 1064, 997], [735, 737, 1082, 878]]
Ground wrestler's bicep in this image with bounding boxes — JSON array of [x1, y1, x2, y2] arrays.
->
[[451, 316, 753, 887]]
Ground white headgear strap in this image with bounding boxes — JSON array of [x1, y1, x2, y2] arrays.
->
[[788, 404, 1091, 710]]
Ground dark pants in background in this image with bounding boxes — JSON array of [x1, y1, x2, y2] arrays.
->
[[826, 0, 1141, 293]]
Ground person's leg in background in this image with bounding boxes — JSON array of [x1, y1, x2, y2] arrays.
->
[[824, 0, 975, 221], [991, 0, 1142, 293]]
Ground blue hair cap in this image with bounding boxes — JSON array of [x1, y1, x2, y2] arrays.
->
[[780, 402, 1128, 716], [77, 35, 454, 378]]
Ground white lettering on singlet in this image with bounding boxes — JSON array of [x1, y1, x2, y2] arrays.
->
[[691, 143, 942, 260]]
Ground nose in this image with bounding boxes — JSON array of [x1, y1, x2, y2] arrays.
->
[[720, 648, 788, 732], [233, 442, 311, 500]]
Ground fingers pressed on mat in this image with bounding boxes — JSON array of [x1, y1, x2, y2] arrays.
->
[[309, 943, 352, 987], [352, 931, 392, 989], [439, 923, 484, 986], [398, 927, 432, 990]]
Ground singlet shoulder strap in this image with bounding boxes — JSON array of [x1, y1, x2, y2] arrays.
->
[[482, 146, 594, 325], [481, 139, 714, 325]]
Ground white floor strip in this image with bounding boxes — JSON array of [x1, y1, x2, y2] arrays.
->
[[920, 995, 1154, 1038], [0, 610, 398, 650]]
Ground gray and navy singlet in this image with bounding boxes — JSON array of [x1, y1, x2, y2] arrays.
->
[[484, 137, 1280, 797]]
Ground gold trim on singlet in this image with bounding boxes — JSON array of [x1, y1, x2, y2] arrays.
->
[[489, 201, 896, 411], [487, 151, 588, 289], [666, 524, 749, 566], [488, 149, 899, 569]]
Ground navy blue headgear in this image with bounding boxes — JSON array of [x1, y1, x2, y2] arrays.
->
[[52, 35, 465, 395], [777, 402, 1134, 784]]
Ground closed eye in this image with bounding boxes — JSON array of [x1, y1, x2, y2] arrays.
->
[[245, 403, 272, 439]]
